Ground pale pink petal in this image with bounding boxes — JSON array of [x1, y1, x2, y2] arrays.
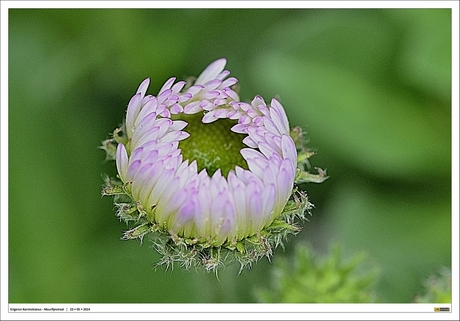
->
[[116, 143, 129, 182], [195, 58, 227, 85], [136, 78, 150, 97]]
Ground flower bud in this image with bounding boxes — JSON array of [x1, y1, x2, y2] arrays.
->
[[101, 59, 326, 272]]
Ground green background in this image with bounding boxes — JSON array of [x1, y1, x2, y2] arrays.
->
[[8, 8, 451, 303]]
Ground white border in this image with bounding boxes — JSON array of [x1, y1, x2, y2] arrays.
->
[[3, 304, 456, 320], [1, 0, 459, 9], [1, 1, 459, 320], [451, 1, 460, 319]]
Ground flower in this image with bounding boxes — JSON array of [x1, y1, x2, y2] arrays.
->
[[102, 59, 326, 271]]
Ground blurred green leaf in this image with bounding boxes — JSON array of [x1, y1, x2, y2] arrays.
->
[[392, 9, 452, 101], [250, 9, 451, 180], [253, 52, 450, 178], [256, 243, 379, 303], [325, 179, 450, 302], [413, 266, 452, 303]]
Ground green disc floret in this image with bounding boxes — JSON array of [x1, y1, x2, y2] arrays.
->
[[174, 113, 248, 176]]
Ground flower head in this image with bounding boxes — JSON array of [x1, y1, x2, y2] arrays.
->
[[101, 59, 326, 271]]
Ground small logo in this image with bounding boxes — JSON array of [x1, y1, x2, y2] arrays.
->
[[434, 307, 450, 312]]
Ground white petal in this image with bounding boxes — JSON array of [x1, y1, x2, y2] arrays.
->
[[185, 84, 204, 96], [253, 116, 264, 126], [239, 115, 252, 125], [229, 110, 244, 120], [194, 174, 212, 236], [155, 176, 182, 224], [133, 111, 159, 140], [228, 171, 248, 238], [246, 125, 265, 145], [281, 134, 297, 162], [145, 167, 176, 218], [170, 120, 188, 131], [175, 160, 198, 188], [116, 143, 129, 182], [130, 162, 155, 201], [215, 69, 230, 81], [125, 159, 142, 183], [270, 99, 290, 134], [258, 142, 276, 159], [125, 93, 142, 139], [172, 197, 197, 233], [213, 198, 237, 246], [171, 81, 186, 94], [231, 123, 248, 134], [179, 93, 193, 103], [195, 58, 227, 85], [203, 79, 222, 91], [183, 101, 203, 114], [245, 156, 268, 181], [262, 159, 278, 186], [136, 160, 167, 203], [264, 132, 282, 153], [131, 126, 160, 148], [221, 77, 238, 88], [242, 136, 257, 148], [275, 159, 296, 213], [239, 102, 251, 112], [170, 104, 183, 114], [261, 183, 276, 224], [246, 181, 262, 233], [134, 98, 157, 128], [223, 88, 239, 101], [200, 100, 214, 111], [240, 148, 263, 161], [166, 94, 180, 106], [158, 77, 175, 94], [262, 116, 281, 136], [213, 98, 227, 107], [202, 110, 218, 123], [155, 118, 173, 138], [157, 88, 172, 105], [160, 131, 190, 143], [136, 78, 150, 97]]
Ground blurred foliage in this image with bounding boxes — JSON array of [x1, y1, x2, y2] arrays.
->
[[255, 243, 379, 303], [8, 8, 451, 303], [413, 266, 452, 303]]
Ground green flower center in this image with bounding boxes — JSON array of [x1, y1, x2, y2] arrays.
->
[[174, 112, 248, 177]]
